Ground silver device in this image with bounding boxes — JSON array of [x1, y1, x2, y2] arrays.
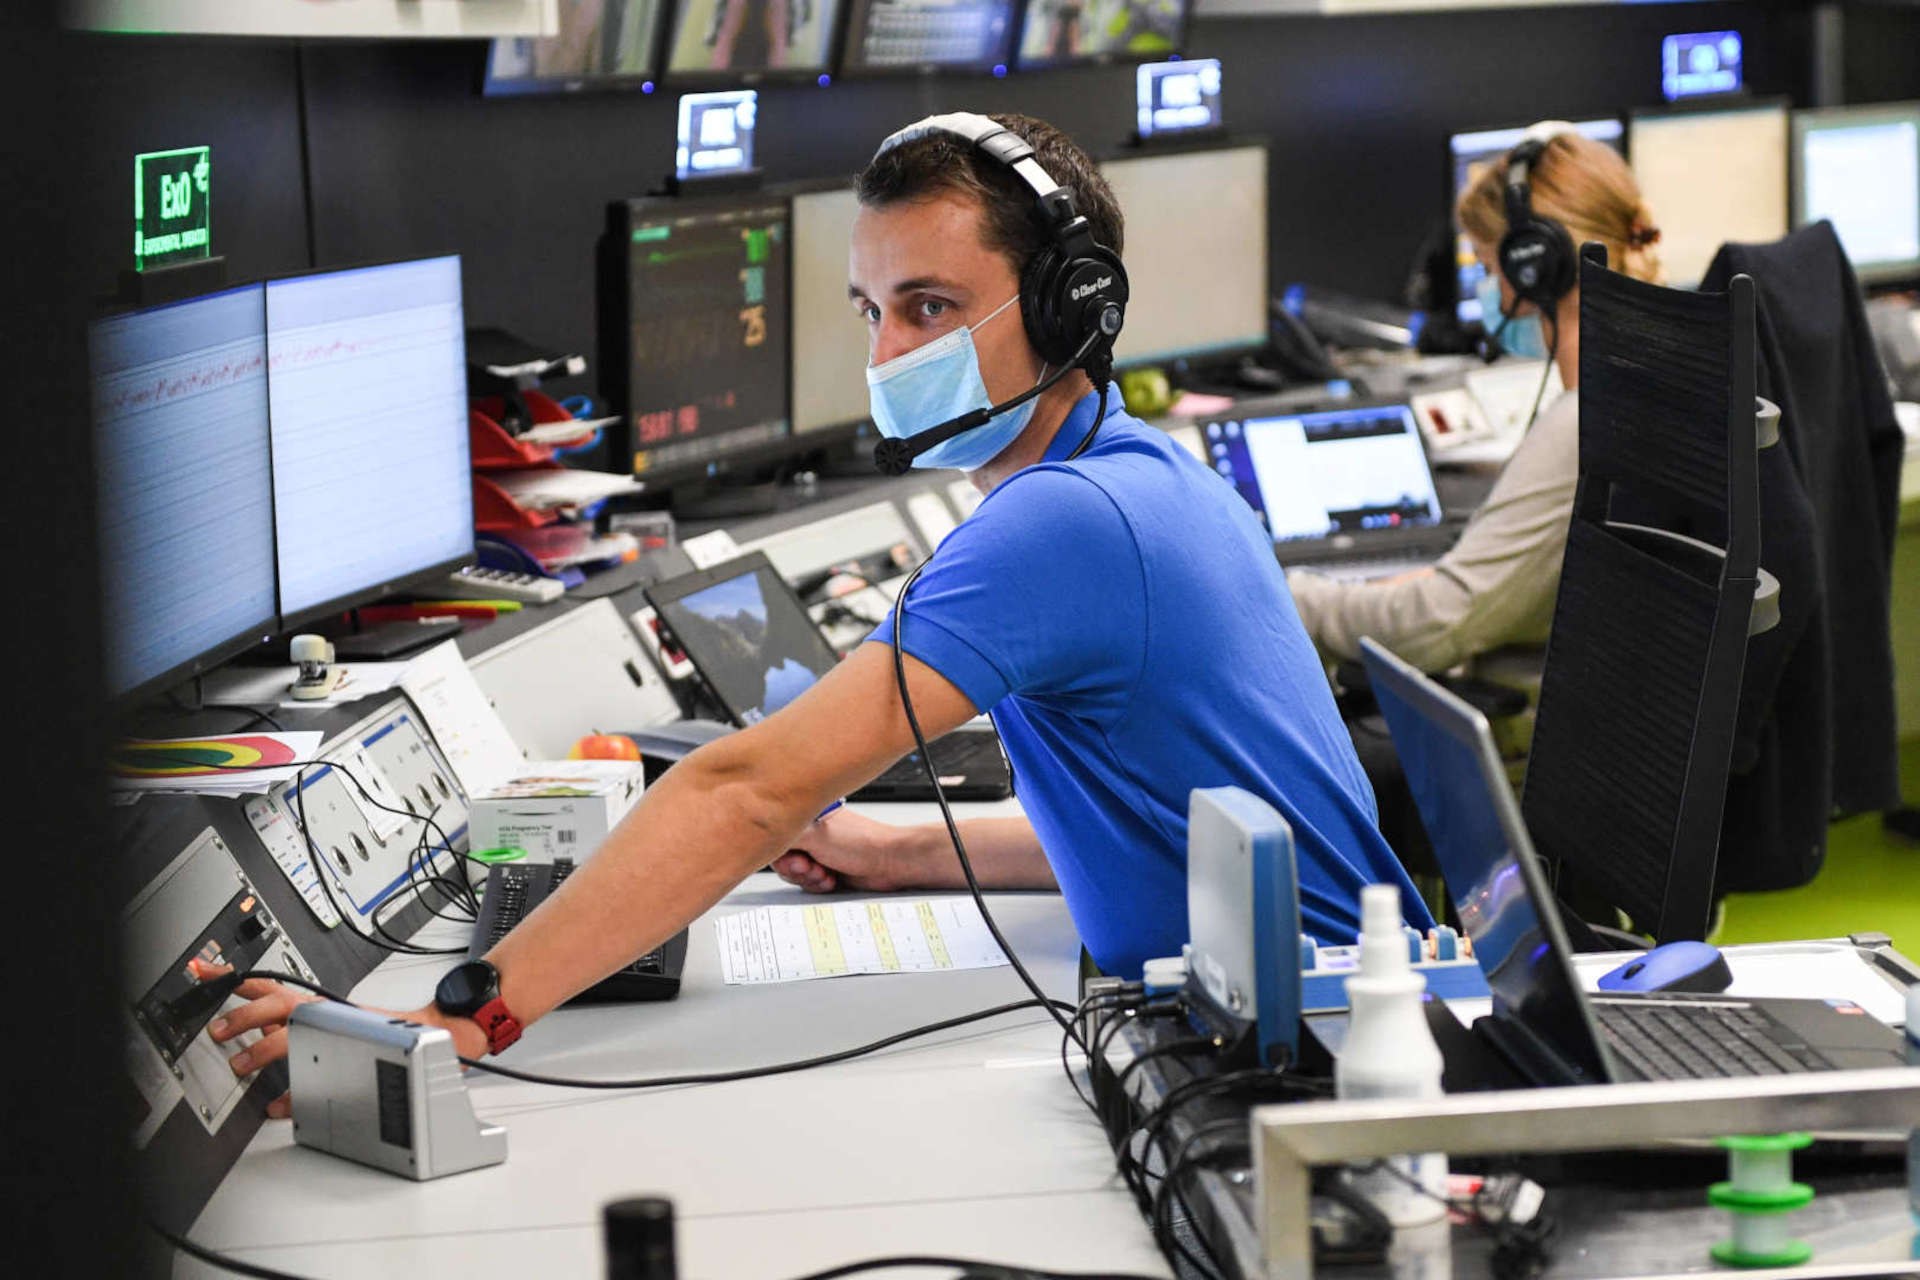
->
[[288, 1001, 506, 1180]]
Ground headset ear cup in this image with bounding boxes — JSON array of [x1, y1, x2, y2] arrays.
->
[[1498, 220, 1575, 312], [1020, 245, 1073, 367]]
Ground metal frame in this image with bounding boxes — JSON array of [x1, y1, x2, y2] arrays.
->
[[1252, 1069, 1920, 1280]]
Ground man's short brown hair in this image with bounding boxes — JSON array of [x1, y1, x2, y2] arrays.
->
[[854, 113, 1124, 277]]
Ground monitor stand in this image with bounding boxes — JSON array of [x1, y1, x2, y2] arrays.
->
[[666, 475, 785, 522], [331, 617, 463, 661]]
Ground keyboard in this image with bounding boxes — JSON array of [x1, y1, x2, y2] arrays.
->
[[440, 565, 564, 604], [852, 727, 1013, 802], [1593, 1000, 1824, 1081], [1294, 554, 1438, 584], [469, 859, 687, 1003]]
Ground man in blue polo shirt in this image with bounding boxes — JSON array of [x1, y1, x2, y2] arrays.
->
[[208, 113, 1426, 1087]]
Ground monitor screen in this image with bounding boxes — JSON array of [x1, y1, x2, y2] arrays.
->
[[89, 285, 278, 702], [1630, 102, 1789, 288], [1448, 119, 1624, 324], [839, 0, 1018, 72], [1793, 102, 1920, 285], [485, 0, 665, 95], [1362, 641, 1612, 1085], [1098, 142, 1268, 368], [645, 553, 839, 725], [266, 256, 474, 626], [1135, 58, 1221, 138], [1662, 30, 1743, 102], [1200, 403, 1442, 544], [1015, 0, 1185, 68], [607, 196, 791, 480], [790, 184, 873, 437], [664, 0, 842, 76], [676, 90, 758, 179]]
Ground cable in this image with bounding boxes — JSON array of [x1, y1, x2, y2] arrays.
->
[[147, 1219, 313, 1280], [785, 1259, 1165, 1280], [1523, 313, 1561, 431], [879, 377, 1116, 1049], [461, 998, 1070, 1089]]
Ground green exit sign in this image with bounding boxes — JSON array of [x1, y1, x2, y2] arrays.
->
[[134, 147, 212, 272]]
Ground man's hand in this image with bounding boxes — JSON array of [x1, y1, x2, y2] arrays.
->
[[195, 960, 487, 1118], [773, 809, 911, 893]]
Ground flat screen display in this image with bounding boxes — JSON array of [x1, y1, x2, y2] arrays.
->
[[608, 197, 792, 481], [89, 285, 278, 701], [485, 0, 665, 94], [267, 256, 473, 625]]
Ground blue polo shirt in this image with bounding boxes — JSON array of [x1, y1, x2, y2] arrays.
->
[[871, 390, 1431, 977]]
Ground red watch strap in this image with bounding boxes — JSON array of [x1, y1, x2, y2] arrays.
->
[[471, 995, 523, 1055]]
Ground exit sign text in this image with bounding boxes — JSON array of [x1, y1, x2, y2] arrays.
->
[[135, 147, 211, 271]]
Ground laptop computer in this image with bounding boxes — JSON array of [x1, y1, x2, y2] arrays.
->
[[1199, 400, 1461, 582], [642, 552, 1013, 803], [1359, 636, 1906, 1085]]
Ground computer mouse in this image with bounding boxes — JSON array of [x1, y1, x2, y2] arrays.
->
[[1596, 940, 1733, 994]]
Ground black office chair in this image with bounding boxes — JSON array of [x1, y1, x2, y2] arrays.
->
[[1520, 244, 1780, 945]]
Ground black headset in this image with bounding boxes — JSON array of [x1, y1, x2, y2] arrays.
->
[[868, 113, 1129, 475], [1496, 135, 1577, 314]]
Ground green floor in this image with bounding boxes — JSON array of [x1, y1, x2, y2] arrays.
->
[[1714, 742, 1920, 955]]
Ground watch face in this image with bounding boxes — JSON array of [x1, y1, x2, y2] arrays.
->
[[435, 960, 496, 1015]]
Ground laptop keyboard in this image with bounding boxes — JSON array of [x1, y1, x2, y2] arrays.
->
[[878, 729, 1008, 784], [1594, 1001, 1818, 1080], [1297, 554, 1439, 584]]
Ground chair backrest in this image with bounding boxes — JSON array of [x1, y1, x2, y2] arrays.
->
[[1520, 243, 1760, 943]]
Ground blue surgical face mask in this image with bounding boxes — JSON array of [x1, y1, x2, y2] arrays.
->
[[1475, 276, 1550, 362], [866, 293, 1042, 472]]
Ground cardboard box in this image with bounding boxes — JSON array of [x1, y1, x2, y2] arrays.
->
[[469, 760, 643, 863]]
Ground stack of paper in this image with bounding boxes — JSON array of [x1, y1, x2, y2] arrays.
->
[[715, 897, 1011, 985], [109, 732, 324, 798]]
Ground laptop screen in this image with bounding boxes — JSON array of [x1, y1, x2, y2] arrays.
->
[[1360, 640, 1613, 1085], [1201, 403, 1443, 545], [646, 553, 841, 726]]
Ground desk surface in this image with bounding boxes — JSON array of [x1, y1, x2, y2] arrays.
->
[[181, 800, 1174, 1280]]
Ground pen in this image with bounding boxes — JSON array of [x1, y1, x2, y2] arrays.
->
[[815, 799, 845, 822]]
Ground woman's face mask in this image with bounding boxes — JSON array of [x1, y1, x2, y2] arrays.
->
[[1475, 275, 1550, 362]]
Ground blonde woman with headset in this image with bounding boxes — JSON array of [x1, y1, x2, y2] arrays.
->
[[1289, 124, 1665, 674]]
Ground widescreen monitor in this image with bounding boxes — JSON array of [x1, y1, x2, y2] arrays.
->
[[1793, 102, 1920, 285], [1098, 141, 1269, 369], [89, 285, 278, 703], [1015, 0, 1186, 69], [664, 0, 843, 78], [601, 195, 792, 482], [266, 256, 474, 628], [485, 0, 665, 95], [839, 0, 1018, 72], [1448, 119, 1624, 324], [789, 184, 873, 438], [1630, 101, 1789, 288]]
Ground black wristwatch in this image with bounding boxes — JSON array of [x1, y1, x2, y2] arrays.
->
[[434, 959, 523, 1055]]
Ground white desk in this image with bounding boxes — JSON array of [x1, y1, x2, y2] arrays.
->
[[180, 800, 1174, 1280]]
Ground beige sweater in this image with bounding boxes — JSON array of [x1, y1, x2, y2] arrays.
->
[[1287, 390, 1579, 672]]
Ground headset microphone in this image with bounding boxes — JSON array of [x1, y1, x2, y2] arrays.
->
[[873, 325, 1108, 476]]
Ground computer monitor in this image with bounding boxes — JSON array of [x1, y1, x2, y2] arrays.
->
[[1097, 141, 1269, 369], [88, 285, 279, 704], [1014, 0, 1186, 69], [1448, 119, 1624, 324], [838, 0, 1019, 72], [788, 183, 872, 439], [1792, 101, 1920, 286], [677, 90, 758, 180], [485, 0, 666, 95], [1630, 101, 1789, 288], [663, 0, 843, 78], [1135, 58, 1222, 139], [600, 194, 792, 482], [266, 256, 474, 629]]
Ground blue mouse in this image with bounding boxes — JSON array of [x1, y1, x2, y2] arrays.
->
[[1596, 940, 1733, 994]]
